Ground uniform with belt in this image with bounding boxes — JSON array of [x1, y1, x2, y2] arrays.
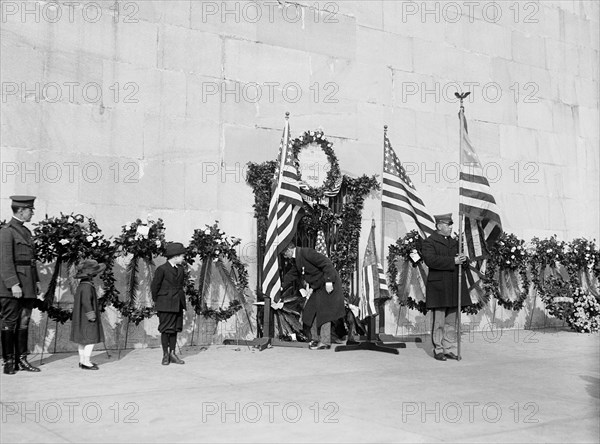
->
[[0, 195, 42, 374]]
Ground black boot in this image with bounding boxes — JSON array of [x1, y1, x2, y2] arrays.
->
[[169, 350, 185, 364], [15, 329, 40, 372], [161, 351, 170, 365], [1, 330, 16, 375]]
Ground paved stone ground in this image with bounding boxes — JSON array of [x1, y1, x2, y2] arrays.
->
[[1, 328, 598, 443]]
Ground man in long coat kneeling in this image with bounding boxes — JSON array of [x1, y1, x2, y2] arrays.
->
[[282, 243, 345, 350]]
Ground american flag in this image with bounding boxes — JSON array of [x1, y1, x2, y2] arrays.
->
[[458, 109, 502, 259], [315, 229, 327, 256], [382, 133, 436, 238], [458, 109, 502, 301], [262, 115, 304, 301], [360, 220, 389, 319]]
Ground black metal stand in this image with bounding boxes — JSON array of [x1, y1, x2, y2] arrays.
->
[[335, 315, 405, 354]]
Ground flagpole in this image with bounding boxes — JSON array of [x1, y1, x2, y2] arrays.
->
[[381, 125, 387, 267], [455, 92, 470, 361]]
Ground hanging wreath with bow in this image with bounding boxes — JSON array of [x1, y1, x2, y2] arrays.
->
[[33, 213, 117, 323], [112, 218, 166, 325]]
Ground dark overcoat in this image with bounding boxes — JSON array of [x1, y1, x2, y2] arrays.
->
[[70, 281, 105, 345], [151, 262, 186, 313], [0, 218, 39, 299], [283, 247, 345, 328], [422, 232, 471, 309]]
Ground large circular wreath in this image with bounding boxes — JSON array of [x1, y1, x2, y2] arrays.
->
[[292, 129, 341, 199], [184, 221, 247, 322], [484, 233, 530, 312], [387, 230, 427, 314], [112, 218, 166, 325], [33, 213, 117, 323]]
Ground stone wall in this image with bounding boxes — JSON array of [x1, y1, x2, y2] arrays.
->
[[1, 1, 598, 349]]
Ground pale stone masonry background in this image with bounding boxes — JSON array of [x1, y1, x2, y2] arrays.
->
[[0, 1, 598, 350]]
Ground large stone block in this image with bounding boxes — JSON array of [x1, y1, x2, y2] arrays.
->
[[184, 161, 220, 211], [517, 99, 554, 132], [512, 31, 546, 68], [115, 20, 158, 68], [102, 60, 162, 116], [160, 25, 222, 77], [577, 105, 600, 141], [357, 27, 412, 72], [223, 39, 310, 86], [185, 73, 222, 122], [0, 101, 44, 150], [159, 69, 188, 117], [337, 1, 384, 29], [190, 0, 257, 41], [499, 124, 539, 161]]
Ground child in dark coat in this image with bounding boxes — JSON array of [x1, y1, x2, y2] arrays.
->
[[70, 259, 106, 370], [151, 242, 187, 365]]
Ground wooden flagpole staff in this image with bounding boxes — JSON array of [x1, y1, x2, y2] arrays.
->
[[455, 91, 471, 361]]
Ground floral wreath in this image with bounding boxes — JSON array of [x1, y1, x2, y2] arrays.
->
[[291, 129, 341, 199], [112, 218, 166, 325], [528, 235, 568, 311], [387, 230, 427, 315], [566, 286, 600, 333], [33, 213, 117, 324], [483, 233, 530, 312], [184, 221, 247, 322]]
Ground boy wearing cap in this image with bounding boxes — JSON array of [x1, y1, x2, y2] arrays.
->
[[422, 213, 471, 361], [0, 195, 42, 375], [70, 259, 106, 370], [151, 242, 187, 365]]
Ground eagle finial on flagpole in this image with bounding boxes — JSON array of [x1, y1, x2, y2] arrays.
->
[[384, 124, 388, 135], [285, 111, 290, 120], [454, 91, 471, 110]]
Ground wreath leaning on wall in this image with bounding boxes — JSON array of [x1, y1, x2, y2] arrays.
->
[[33, 213, 117, 324], [387, 230, 428, 315], [112, 218, 166, 325], [184, 221, 246, 322], [483, 233, 530, 312]]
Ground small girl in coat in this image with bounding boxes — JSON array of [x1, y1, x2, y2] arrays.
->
[[151, 242, 187, 365], [70, 259, 106, 370]]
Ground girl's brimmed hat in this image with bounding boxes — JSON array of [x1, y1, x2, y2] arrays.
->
[[164, 242, 186, 258], [75, 259, 106, 278]]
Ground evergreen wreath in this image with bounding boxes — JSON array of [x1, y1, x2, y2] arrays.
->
[[184, 221, 247, 322], [484, 233, 530, 312], [291, 129, 342, 199], [387, 230, 427, 314], [33, 213, 117, 324], [112, 218, 166, 325]]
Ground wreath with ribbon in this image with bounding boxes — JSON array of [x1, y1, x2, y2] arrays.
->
[[184, 221, 246, 322], [291, 129, 342, 200], [387, 230, 428, 315], [528, 235, 570, 317], [483, 233, 530, 312], [112, 218, 166, 325], [33, 213, 117, 324]]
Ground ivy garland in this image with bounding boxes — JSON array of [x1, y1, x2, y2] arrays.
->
[[387, 230, 427, 314], [291, 129, 342, 199], [184, 221, 247, 322], [484, 233, 530, 312], [32, 213, 117, 324], [112, 218, 166, 325]]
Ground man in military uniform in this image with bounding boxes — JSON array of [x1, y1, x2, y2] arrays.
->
[[422, 213, 471, 361], [0, 195, 42, 374]]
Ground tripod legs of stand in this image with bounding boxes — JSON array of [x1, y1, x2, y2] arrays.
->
[[334, 315, 405, 354]]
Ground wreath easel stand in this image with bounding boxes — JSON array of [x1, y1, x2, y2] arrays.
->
[[39, 260, 63, 365]]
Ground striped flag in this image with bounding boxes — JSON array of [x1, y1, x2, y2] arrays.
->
[[382, 133, 436, 238], [458, 109, 502, 302], [315, 229, 327, 256], [360, 220, 389, 319], [262, 115, 304, 301], [458, 109, 502, 258]]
